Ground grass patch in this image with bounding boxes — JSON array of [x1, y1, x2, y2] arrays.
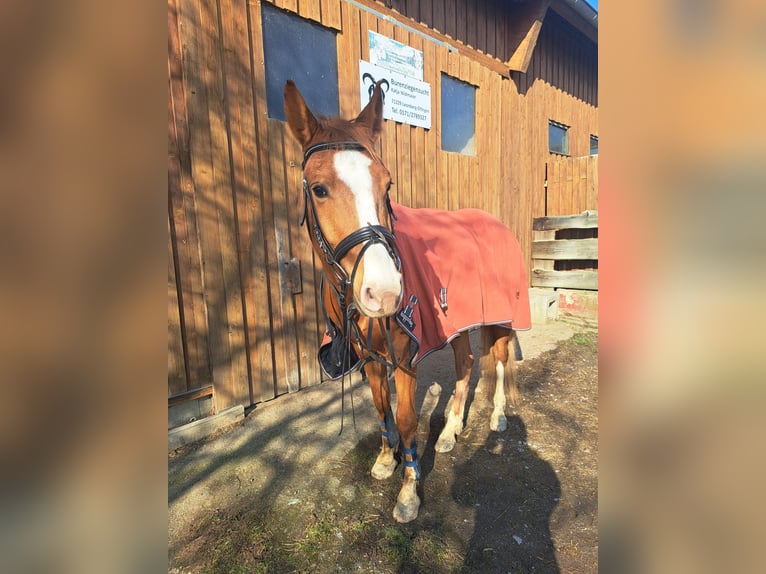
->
[[382, 526, 412, 563], [571, 331, 597, 350]]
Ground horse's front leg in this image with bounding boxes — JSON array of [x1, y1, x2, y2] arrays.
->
[[366, 362, 399, 480], [392, 366, 420, 523]]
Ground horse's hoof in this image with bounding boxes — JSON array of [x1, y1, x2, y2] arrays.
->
[[434, 435, 455, 453], [490, 411, 507, 432], [393, 480, 420, 523], [393, 494, 420, 523], [371, 457, 397, 480]]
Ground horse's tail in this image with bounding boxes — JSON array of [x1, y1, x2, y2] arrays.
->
[[480, 326, 520, 408]]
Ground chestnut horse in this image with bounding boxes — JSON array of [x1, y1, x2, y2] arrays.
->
[[284, 80, 527, 523]]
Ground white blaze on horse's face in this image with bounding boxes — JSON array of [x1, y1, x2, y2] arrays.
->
[[333, 150, 402, 317]]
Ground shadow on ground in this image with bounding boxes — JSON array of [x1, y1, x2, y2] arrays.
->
[[168, 328, 597, 573]]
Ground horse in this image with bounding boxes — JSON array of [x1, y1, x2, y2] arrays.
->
[[283, 80, 530, 523]]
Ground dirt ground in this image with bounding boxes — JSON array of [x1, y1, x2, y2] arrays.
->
[[169, 322, 597, 573]]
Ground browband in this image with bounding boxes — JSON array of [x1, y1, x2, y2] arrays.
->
[[302, 141, 368, 169]]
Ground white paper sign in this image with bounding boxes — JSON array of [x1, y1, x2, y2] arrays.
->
[[368, 31, 423, 80], [359, 60, 431, 130]]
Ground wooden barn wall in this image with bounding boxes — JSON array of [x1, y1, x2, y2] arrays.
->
[[167, 0, 598, 411], [546, 155, 598, 216]]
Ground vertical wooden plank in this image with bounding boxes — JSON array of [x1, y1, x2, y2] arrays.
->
[[169, 0, 212, 391], [298, 0, 320, 22], [394, 24, 412, 206], [267, 120, 301, 395], [486, 0, 497, 58], [563, 159, 572, 214], [445, 0, 456, 39], [284, 133, 321, 389], [504, 71, 519, 232], [556, 158, 565, 216], [360, 8, 374, 63], [547, 159, 556, 215], [168, 216, 188, 396], [180, 0, 247, 411], [455, 0, 466, 46], [437, 46, 449, 211], [409, 33, 426, 208], [220, 0, 271, 406], [447, 51, 461, 211], [208, 0, 250, 409], [405, 0, 419, 23], [276, 0, 297, 12], [423, 36, 438, 209], [431, 0, 444, 35], [420, 0, 433, 28], [475, 0, 486, 54], [575, 156, 583, 213], [590, 154, 598, 210], [579, 156, 588, 211], [249, 0, 278, 402], [480, 63, 497, 215], [465, 0, 476, 49], [338, 1, 355, 118], [461, 56, 475, 210], [347, 2, 363, 117], [376, 17, 400, 205], [320, 0, 342, 30]]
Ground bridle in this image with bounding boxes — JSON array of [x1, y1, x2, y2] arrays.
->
[[300, 140, 400, 320], [299, 140, 406, 429]]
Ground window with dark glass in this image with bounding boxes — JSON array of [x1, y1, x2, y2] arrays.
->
[[590, 134, 598, 155], [262, 3, 338, 121], [548, 120, 570, 155], [441, 74, 476, 155]]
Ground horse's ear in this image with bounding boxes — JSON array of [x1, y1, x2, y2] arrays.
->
[[355, 80, 385, 142], [284, 80, 319, 148]]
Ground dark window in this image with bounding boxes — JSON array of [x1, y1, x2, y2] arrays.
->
[[441, 74, 476, 155], [262, 4, 338, 121], [590, 134, 598, 155], [549, 120, 570, 155]]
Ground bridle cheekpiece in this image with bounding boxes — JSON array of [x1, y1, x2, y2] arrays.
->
[[299, 140, 405, 409]]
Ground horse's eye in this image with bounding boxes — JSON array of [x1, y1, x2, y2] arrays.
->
[[385, 181, 392, 193], [311, 184, 329, 199]]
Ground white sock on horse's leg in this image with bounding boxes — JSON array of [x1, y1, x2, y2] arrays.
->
[[490, 359, 508, 432]]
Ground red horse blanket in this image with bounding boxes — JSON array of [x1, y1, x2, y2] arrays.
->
[[318, 202, 530, 377], [392, 202, 530, 365]]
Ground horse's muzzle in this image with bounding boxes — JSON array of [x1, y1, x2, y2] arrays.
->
[[358, 279, 402, 317], [355, 244, 402, 317]]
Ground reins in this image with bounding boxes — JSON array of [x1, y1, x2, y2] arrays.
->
[[299, 140, 405, 432]]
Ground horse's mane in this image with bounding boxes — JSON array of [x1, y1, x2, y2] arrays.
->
[[312, 116, 384, 166]]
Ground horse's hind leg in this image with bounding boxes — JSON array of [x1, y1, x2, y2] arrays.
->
[[366, 362, 399, 480], [435, 334, 474, 453], [481, 326, 519, 432]]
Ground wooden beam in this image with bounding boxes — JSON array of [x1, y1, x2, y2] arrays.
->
[[505, 0, 551, 73], [531, 269, 598, 290], [168, 405, 245, 451], [533, 211, 598, 231], [531, 237, 598, 260], [168, 385, 214, 408]]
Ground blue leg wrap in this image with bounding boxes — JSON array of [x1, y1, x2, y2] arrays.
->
[[401, 441, 421, 480], [379, 408, 399, 449]]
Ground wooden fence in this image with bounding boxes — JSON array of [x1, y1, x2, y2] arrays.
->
[[531, 211, 598, 291], [545, 154, 598, 216]]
